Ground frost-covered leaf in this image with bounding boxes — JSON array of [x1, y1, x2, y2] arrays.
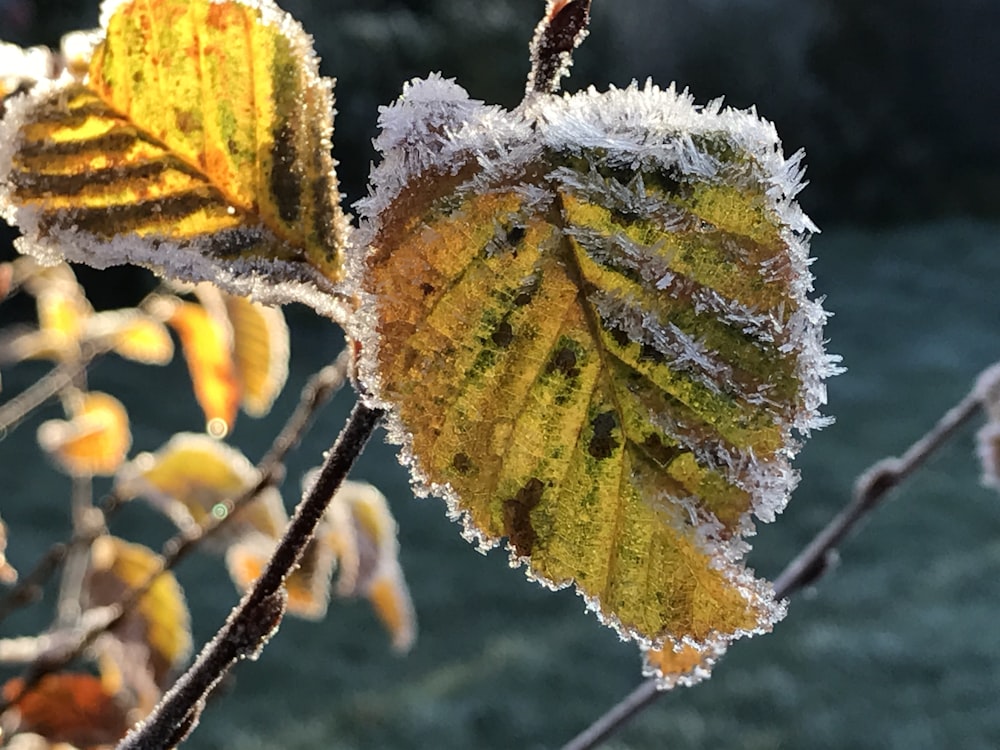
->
[[353, 77, 838, 660], [84, 535, 192, 688], [0, 0, 348, 312], [114, 432, 287, 548], [37, 391, 131, 476], [1, 672, 130, 748]]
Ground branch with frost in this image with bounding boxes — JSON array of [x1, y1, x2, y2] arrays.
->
[[117, 400, 384, 750], [561, 359, 998, 750], [525, 0, 592, 95], [0, 354, 350, 712]]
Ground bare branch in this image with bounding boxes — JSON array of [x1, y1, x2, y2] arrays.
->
[[561, 362, 992, 750]]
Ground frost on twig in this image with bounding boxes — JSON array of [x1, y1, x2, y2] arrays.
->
[[526, 0, 592, 95]]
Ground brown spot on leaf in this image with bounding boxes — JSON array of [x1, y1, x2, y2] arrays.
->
[[451, 452, 473, 475], [507, 226, 526, 246], [588, 411, 619, 460], [639, 342, 666, 364], [270, 122, 301, 224], [491, 321, 514, 348], [420, 282, 435, 297], [547, 346, 579, 378], [503, 477, 545, 557], [609, 326, 630, 348], [641, 433, 682, 468]]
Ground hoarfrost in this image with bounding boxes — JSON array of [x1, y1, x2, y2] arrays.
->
[[351, 72, 836, 656]]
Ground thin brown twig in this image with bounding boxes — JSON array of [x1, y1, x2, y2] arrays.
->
[[0, 350, 100, 437], [0, 491, 128, 624], [561, 369, 989, 750]]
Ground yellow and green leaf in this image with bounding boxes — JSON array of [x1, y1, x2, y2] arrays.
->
[[0, 0, 348, 307], [354, 78, 836, 656]]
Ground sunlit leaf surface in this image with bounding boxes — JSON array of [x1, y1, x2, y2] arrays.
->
[[0, 0, 348, 309], [36, 391, 131, 476], [84, 535, 192, 688], [115, 432, 287, 547], [223, 292, 289, 417], [1, 672, 130, 748], [159, 297, 241, 436], [354, 77, 838, 658]]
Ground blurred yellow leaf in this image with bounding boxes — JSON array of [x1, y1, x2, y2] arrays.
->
[[115, 432, 287, 547], [0, 0, 347, 301], [85, 536, 192, 689], [354, 77, 838, 660], [84, 310, 174, 365], [162, 298, 240, 437], [223, 293, 289, 417], [225, 478, 416, 650], [322, 480, 416, 652], [36, 391, 130, 476]]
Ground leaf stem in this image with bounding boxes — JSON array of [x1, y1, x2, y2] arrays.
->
[[116, 400, 384, 750], [525, 0, 592, 95], [560, 368, 989, 750]]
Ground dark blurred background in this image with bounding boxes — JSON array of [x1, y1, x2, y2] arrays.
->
[[2, 2, 999, 750], [4, 0, 1000, 226]]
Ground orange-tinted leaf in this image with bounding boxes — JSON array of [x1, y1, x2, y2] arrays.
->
[[0, 261, 12, 301], [84, 309, 174, 365], [36, 391, 131, 476], [0, 0, 348, 313], [84, 536, 192, 688], [1, 673, 130, 748], [161, 298, 240, 437], [114, 432, 287, 547], [641, 641, 725, 690], [364, 566, 416, 654], [192, 283, 290, 418]]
